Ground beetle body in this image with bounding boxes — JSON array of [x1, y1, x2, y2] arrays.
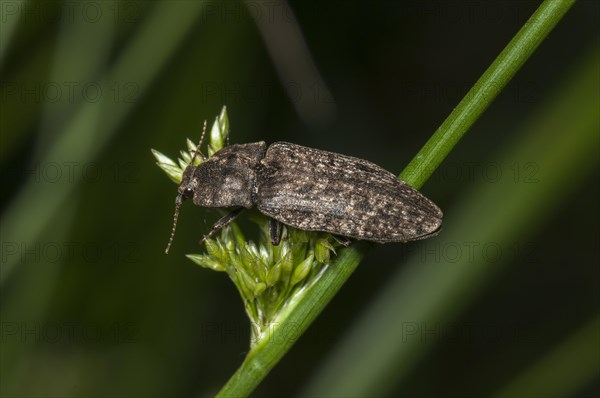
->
[[173, 141, 442, 247]]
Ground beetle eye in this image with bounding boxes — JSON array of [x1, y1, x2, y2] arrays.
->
[[183, 187, 194, 199]]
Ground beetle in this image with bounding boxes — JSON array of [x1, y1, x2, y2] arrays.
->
[[165, 135, 442, 254]]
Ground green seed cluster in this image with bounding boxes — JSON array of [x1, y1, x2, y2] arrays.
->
[[187, 218, 337, 338]]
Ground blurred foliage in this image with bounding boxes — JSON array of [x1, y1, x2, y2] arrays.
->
[[1, 1, 598, 397]]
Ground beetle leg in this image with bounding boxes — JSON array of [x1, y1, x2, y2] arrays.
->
[[332, 234, 353, 247], [199, 208, 245, 245], [269, 218, 284, 246]]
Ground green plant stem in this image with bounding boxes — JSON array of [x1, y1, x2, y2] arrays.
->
[[216, 1, 575, 396], [400, 0, 576, 188]]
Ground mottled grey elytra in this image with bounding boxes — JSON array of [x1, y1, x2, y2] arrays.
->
[[165, 141, 442, 253]]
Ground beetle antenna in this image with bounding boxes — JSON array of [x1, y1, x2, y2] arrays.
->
[[190, 120, 207, 164], [165, 195, 183, 254]]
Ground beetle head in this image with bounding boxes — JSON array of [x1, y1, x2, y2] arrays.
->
[[178, 164, 196, 201]]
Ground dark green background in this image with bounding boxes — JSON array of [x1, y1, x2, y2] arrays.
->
[[1, 1, 598, 397]]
